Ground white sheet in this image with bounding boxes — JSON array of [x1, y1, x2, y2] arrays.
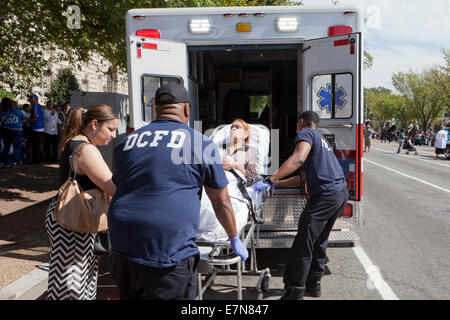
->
[[197, 124, 269, 242]]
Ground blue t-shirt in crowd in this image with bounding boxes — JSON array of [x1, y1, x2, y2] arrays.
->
[[108, 118, 228, 268], [2, 107, 25, 131], [29, 103, 44, 131], [295, 128, 346, 196]]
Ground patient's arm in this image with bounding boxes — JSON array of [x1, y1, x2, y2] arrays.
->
[[204, 185, 238, 239]]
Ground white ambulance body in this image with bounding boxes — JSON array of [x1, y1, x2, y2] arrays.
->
[[125, 5, 363, 247]]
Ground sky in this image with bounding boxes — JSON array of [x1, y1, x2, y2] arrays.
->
[[300, 0, 449, 90]]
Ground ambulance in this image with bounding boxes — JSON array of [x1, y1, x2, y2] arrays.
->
[[125, 5, 363, 247]]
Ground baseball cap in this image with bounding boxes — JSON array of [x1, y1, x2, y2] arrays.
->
[[155, 83, 189, 106], [27, 94, 39, 100]]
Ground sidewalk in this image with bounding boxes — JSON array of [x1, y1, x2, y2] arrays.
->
[[0, 163, 58, 299], [0, 163, 119, 300]]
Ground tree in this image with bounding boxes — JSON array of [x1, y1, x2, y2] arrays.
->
[[46, 68, 80, 105], [364, 51, 374, 70], [1, 0, 298, 96], [392, 69, 445, 131], [364, 87, 406, 128]]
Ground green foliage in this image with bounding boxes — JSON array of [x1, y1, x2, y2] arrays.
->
[[46, 68, 80, 105], [392, 57, 448, 131], [0, 88, 15, 101], [0, 0, 299, 96], [364, 51, 374, 70], [364, 87, 407, 128]]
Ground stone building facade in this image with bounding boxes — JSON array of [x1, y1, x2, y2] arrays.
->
[[29, 50, 128, 104]]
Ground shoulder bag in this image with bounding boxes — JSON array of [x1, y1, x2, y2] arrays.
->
[[53, 142, 110, 233]]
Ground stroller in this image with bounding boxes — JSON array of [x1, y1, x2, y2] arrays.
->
[[403, 138, 418, 155]]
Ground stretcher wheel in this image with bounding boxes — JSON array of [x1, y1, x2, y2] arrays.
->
[[260, 275, 270, 292]]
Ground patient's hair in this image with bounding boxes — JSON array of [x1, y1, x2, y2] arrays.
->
[[298, 111, 320, 127], [232, 118, 251, 144]]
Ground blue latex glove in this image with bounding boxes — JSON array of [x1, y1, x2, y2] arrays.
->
[[252, 180, 271, 193], [230, 236, 248, 261]]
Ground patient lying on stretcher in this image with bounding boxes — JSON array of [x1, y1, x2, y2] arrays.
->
[[197, 119, 260, 242], [220, 119, 257, 183]]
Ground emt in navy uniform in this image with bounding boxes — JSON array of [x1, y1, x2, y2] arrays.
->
[[255, 110, 348, 300], [108, 83, 248, 300]]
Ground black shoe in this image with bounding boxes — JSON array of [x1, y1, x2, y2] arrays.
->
[[306, 275, 322, 297], [280, 286, 305, 300]]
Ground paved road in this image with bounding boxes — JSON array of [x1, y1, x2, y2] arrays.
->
[[358, 141, 450, 300], [185, 140, 450, 300], [3, 142, 448, 300]]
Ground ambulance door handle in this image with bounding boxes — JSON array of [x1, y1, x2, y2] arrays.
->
[[300, 45, 311, 52], [319, 124, 353, 129]]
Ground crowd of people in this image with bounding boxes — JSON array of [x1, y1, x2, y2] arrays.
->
[[364, 119, 449, 159], [0, 94, 71, 168]]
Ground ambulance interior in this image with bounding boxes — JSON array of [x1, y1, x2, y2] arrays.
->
[[188, 45, 299, 164]]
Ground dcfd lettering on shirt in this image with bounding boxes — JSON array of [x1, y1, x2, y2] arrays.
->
[[321, 137, 333, 152], [123, 130, 186, 151]]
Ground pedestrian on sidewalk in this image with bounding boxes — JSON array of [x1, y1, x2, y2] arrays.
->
[[27, 94, 44, 164], [0, 98, 25, 168], [45, 105, 118, 300], [434, 126, 448, 159], [43, 101, 61, 163]]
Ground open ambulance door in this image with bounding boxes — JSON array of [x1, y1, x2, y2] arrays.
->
[[127, 35, 189, 131], [300, 32, 363, 203]]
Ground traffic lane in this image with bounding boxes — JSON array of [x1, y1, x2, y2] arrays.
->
[[202, 248, 382, 300], [365, 145, 450, 192], [361, 158, 450, 299]]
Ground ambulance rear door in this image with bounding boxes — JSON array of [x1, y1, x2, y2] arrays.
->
[[301, 32, 363, 203], [127, 35, 188, 131]]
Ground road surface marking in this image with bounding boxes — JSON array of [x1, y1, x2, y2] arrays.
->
[[353, 246, 399, 300], [371, 146, 450, 168], [372, 141, 436, 156], [364, 158, 450, 194]]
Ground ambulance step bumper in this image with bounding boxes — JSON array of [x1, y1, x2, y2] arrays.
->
[[255, 229, 359, 248]]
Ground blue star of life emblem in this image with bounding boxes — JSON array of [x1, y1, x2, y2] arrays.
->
[[316, 83, 347, 113]]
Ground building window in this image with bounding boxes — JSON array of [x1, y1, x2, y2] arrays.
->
[[106, 67, 117, 93]]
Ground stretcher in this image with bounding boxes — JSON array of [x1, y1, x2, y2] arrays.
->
[[195, 123, 271, 300]]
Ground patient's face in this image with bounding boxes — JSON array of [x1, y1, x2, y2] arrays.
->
[[230, 120, 248, 144]]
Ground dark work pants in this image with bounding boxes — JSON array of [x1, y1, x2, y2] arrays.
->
[[30, 130, 43, 164], [283, 187, 348, 287], [111, 251, 199, 300], [44, 133, 59, 162]]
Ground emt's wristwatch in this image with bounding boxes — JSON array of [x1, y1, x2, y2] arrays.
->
[[264, 176, 274, 185]]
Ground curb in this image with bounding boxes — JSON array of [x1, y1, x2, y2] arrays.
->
[[0, 264, 48, 300]]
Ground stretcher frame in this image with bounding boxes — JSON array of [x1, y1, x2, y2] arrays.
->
[[195, 124, 271, 300]]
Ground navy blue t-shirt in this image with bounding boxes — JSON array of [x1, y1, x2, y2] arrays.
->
[[295, 128, 346, 196], [108, 118, 228, 268]]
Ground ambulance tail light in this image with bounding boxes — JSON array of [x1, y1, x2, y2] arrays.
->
[[329, 25, 353, 36], [136, 29, 160, 39], [275, 16, 299, 33], [189, 18, 213, 34], [343, 203, 353, 218]]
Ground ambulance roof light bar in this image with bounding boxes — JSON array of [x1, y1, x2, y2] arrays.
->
[[189, 18, 213, 34], [275, 16, 299, 33]]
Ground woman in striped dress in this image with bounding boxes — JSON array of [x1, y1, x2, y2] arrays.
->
[[45, 105, 118, 300]]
